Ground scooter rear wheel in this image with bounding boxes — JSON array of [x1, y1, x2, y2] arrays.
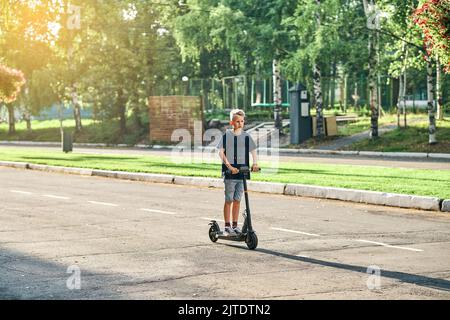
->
[[208, 226, 218, 243], [246, 232, 258, 250]]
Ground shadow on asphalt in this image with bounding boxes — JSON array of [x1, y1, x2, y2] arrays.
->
[[0, 248, 127, 299], [222, 244, 450, 293]]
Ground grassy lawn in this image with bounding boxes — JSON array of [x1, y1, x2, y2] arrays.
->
[[0, 119, 149, 145], [346, 119, 450, 153], [1, 148, 449, 199], [285, 114, 426, 149]]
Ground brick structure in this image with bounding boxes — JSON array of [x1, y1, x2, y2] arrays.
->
[[148, 96, 204, 144]]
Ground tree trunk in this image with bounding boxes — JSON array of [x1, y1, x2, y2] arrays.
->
[[314, 63, 324, 137], [330, 61, 336, 110], [427, 59, 437, 144], [314, 0, 324, 137], [118, 88, 127, 135], [363, 0, 379, 138], [72, 90, 82, 132], [24, 111, 32, 132], [272, 58, 282, 129], [7, 104, 15, 134], [397, 74, 403, 128], [436, 57, 443, 120], [343, 74, 348, 113], [403, 71, 407, 128], [368, 30, 379, 138]]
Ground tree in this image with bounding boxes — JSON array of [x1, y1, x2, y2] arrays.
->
[[0, 0, 59, 133], [413, 0, 450, 72], [0, 64, 25, 103], [412, 0, 448, 143], [284, 0, 345, 137], [413, 0, 449, 123]]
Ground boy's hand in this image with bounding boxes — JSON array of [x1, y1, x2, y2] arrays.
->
[[251, 164, 260, 172], [229, 166, 239, 175]]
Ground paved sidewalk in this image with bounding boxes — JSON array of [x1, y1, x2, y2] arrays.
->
[[318, 124, 398, 151]]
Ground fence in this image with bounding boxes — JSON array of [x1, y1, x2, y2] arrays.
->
[[149, 73, 449, 114]]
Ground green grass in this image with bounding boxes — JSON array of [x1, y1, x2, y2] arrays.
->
[[1, 148, 449, 199], [347, 119, 450, 153], [0, 119, 149, 145]]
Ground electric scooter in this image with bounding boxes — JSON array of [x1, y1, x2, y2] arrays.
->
[[208, 166, 259, 250]]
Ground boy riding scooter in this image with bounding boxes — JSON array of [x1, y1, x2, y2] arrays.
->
[[217, 109, 259, 235], [208, 109, 260, 249]]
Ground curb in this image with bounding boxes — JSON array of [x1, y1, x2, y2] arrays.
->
[[1, 141, 450, 160], [1, 160, 448, 212]]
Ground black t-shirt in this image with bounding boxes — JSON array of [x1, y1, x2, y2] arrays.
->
[[216, 130, 257, 179]]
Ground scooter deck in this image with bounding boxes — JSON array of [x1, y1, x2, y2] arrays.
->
[[217, 232, 246, 241]]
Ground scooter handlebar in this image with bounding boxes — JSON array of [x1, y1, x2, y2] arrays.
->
[[225, 166, 261, 175]]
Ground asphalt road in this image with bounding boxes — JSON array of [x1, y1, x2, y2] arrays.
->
[[1, 167, 450, 299]]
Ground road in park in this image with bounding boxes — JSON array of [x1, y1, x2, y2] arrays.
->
[[1, 167, 449, 299], [1, 144, 450, 170]]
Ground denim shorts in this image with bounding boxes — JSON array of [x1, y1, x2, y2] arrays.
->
[[224, 179, 244, 202]]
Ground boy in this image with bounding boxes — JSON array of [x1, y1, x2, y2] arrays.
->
[[217, 109, 259, 235]]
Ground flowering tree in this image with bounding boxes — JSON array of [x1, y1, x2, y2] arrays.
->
[[411, 0, 449, 143], [0, 64, 25, 103], [413, 0, 450, 73], [0, 64, 26, 134]]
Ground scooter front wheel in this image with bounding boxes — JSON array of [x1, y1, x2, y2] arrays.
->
[[209, 226, 219, 243], [246, 232, 258, 250]]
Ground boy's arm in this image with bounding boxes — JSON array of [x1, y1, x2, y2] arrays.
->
[[218, 148, 231, 169], [251, 150, 259, 171], [219, 148, 239, 173]]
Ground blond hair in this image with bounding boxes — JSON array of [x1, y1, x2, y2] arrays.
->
[[230, 109, 245, 121]]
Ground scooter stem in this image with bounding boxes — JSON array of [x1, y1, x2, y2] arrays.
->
[[242, 176, 253, 232]]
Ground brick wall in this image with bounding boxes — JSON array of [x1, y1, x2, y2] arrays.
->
[[148, 96, 204, 144]]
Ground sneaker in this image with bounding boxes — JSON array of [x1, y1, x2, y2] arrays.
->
[[233, 226, 242, 234], [224, 226, 236, 236]]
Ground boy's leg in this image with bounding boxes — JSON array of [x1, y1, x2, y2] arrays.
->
[[223, 201, 232, 227], [223, 179, 236, 232], [232, 200, 240, 227], [232, 181, 244, 229]]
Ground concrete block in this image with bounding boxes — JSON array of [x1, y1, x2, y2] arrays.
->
[[28, 164, 93, 176], [382, 152, 428, 158], [247, 181, 285, 194], [428, 153, 450, 160], [441, 200, 450, 212], [359, 151, 384, 157], [116, 172, 174, 184], [325, 187, 363, 202], [284, 184, 327, 198], [92, 170, 118, 178], [0, 161, 29, 169], [409, 195, 441, 211], [334, 151, 359, 156], [173, 176, 223, 188]]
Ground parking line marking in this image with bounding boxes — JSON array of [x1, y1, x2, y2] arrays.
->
[[88, 201, 119, 207], [271, 227, 321, 237], [140, 208, 177, 215], [43, 194, 70, 200], [10, 190, 33, 195], [356, 239, 423, 252]]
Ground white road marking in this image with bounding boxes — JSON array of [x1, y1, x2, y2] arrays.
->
[[200, 217, 225, 222], [43, 194, 70, 200], [356, 239, 423, 252], [271, 227, 321, 237], [88, 201, 119, 207], [10, 190, 33, 195], [140, 208, 177, 215]]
